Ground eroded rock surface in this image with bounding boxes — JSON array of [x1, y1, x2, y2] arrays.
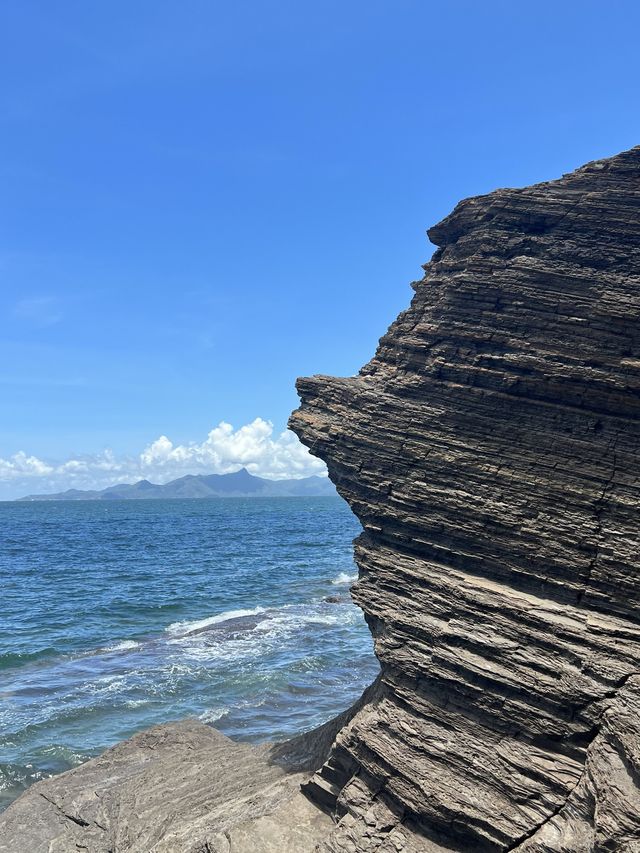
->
[[0, 721, 331, 853], [290, 147, 640, 851]]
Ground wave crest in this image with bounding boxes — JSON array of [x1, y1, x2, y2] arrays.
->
[[166, 607, 266, 636], [331, 571, 357, 585]]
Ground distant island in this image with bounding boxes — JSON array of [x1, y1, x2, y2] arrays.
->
[[16, 467, 337, 501]]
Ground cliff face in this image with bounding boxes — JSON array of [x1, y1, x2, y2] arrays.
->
[[290, 148, 640, 852]]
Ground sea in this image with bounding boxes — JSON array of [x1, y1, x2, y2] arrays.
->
[[0, 496, 379, 811]]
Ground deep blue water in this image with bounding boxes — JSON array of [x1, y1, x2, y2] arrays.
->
[[0, 496, 378, 810]]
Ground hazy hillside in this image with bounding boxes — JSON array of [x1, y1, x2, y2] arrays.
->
[[17, 468, 336, 501]]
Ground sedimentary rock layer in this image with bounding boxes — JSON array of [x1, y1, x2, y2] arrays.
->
[[290, 147, 640, 851]]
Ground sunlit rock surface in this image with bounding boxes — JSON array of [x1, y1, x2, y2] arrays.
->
[[0, 722, 331, 853], [290, 147, 640, 852]]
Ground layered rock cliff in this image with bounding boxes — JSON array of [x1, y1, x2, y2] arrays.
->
[[290, 146, 640, 852]]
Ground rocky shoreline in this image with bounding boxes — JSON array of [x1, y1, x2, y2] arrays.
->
[[3, 147, 640, 851], [0, 721, 328, 853]]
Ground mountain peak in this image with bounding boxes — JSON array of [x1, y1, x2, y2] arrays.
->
[[231, 467, 255, 478]]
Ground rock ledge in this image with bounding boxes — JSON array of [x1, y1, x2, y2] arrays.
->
[[0, 720, 331, 853]]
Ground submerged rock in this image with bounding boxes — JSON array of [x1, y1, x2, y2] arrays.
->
[[290, 147, 640, 851], [3, 147, 640, 851]]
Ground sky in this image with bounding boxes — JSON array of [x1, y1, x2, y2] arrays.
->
[[1, 1, 640, 499]]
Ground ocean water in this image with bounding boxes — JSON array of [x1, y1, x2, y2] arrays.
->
[[0, 496, 378, 811]]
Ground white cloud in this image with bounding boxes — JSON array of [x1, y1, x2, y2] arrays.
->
[[0, 418, 326, 499], [0, 451, 54, 479]]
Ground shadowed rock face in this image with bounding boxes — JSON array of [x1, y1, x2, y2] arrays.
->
[[290, 147, 640, 852]]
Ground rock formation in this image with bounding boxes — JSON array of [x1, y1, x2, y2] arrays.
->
[[0, 721, 332, 853], [289, 146, 640, 851], [2, 147, 640, 852]]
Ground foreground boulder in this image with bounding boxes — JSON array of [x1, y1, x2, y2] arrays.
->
[[290, 146, 640, 851], [0, 721, 330, 853]]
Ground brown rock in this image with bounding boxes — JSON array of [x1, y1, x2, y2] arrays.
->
[[290, 146, 640, 851], [0, 721, 331, 853]]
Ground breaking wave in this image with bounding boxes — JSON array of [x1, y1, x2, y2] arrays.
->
[[331, 571, 357, 585], [3, 496, 379, 811], [166, 607, 266, 636]]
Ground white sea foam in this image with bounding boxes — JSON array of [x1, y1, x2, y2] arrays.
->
[[166, 607, 265, 636], [199, 706, 230, 723], [331, 571, 357, 585], [103, 640, 141, 652], [166, 602, 360, 663], [84, 673, 131, 697]]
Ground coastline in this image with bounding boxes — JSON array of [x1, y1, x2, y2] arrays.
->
[[1, 496, 377, 818], [0, 720, 329, 853], [0, 679, 380, 852], [5, 147, 640, 851]]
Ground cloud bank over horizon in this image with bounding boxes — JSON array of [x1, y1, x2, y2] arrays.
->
[[0, 418, 327, 500]]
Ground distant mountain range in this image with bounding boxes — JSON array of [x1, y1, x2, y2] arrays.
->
[[17, 468, 337, 501]]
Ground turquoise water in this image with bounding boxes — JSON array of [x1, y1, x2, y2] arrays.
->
[[0, 496, 378, 810]]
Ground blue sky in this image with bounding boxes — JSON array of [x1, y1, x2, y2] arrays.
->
[[2, 1, 639, 498]]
